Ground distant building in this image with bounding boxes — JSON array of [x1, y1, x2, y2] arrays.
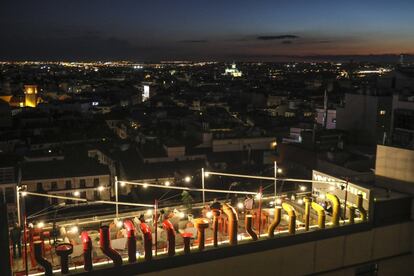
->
[[24, 85, 39, 108], [336, 93, 392, 145], [390, 91, 414, 149], [224, 63, 242, 77], [316, 108, 336, 129]]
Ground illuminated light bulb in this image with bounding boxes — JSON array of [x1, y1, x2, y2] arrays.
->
[[237, 202, 244, 209], [184, 176, 191, 183], [143, 183, 148, 189], [255, 193, 262, 200], [299, 186, 307, 192], [70, 226, 78, 234], [206, 211, 213, 219], [277, 168, 283, 174], [98, 186, 105, 192], [21, 191, 27, 197], [204, 172, 210, 177], [116, 220, 123, 228], [164, 181, 170, 186], [37, 222, 45, 228], [74, 191, 80, 197], [120, 182, 126, 187]]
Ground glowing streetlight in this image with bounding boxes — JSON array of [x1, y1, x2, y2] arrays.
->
[[164, 181, 171, 186], [204, 172, 210, 177], [299, 185, 307, 191], [237, 202, 244, 209], [184, 176, 191, 183], [98, 186, 105, 192], [37, 221, 45, 228], [143, 183, 148, 189], [21, 191, 27, 197], [74, 191, 80, 197], [120, 182, 126, 187], [206, 211, 213, 219], [70, 226, 78, 234]]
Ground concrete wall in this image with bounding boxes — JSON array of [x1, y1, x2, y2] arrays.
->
[[376, 145, 414, 183], [213, 137, 275, 152], [142, 222, 413, 276]]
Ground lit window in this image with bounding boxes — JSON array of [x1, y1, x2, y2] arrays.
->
[[380, 110, 386, 115]]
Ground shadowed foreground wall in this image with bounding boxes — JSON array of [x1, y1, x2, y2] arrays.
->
[[142, 222, 413, 276]]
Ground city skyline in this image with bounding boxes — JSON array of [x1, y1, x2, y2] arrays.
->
[[1, 0, 414, 61]]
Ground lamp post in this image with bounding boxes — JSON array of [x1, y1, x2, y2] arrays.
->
[[274, 161, 277, 202], [16, 186, 21, 226], [201, 168, 205, 205], [115, 176, 118, 218]]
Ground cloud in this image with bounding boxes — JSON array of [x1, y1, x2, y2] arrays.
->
[[257, 35, 299, 41], [178, 40, 208, 43]]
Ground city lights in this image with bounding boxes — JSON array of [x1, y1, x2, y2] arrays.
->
[[98, 186, 105, 192], [120, 182, 126, 187], [184, 176, 191, 183], [74, 191, 80, 197], [204, 172, 210, 177], [164, 181, 171, 186], [37, 221, 45, 228], [300, 185, 307, 191], [21, 191, 27, 197], [277, 168, 283, 174], [143, 183, 148, 189], [237, 202, 244, 209]]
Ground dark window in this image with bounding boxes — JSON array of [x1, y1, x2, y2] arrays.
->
[[51, 181, 57, 190], [65, 180, 72, 190], [93, 178, 99, 187], [94, 190, 101, 200], [5, 187, 15, 203], [79, 179, 86, 188], [355, 263, 378, 276], [36, 182, 43, 192]]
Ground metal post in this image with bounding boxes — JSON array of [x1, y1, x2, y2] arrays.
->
[[274, 161, 277, 201], [154, 200, 158, 257], [115, 176, 118, 218], [201, 168, 205, 205], [258, 186, 263, 238], [16, 187, 21, 226], [343, 178, 349, 221]]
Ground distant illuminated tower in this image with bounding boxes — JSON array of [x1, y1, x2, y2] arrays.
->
[[399, 54, 404, 65], [24, 85, 38, 107]]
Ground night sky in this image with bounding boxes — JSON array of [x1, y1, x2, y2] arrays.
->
[[1, 0, 413, 61]]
